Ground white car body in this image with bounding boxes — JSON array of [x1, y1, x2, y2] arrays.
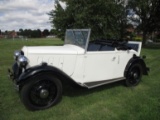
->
[[9, 29, 149, 110], [21, 29, 142, 88]]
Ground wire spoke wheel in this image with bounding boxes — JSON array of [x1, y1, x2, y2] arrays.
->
[[20, 73, 62, 110], [29, 79, 57, 107], [126, 64, 142, 87]]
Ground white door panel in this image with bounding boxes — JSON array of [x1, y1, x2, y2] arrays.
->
[[71, 56, 85, 82], [83, 51, 117, 82], [113, 51, 133, 78]]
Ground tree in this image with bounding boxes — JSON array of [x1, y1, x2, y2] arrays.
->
[[128, 0, 160, 45], [49, 0, 128, 40], [43, 29, 50, 37], [18, 29, 33, 38], [50, 29, 57, 35], [5, 30, 8, 34], [19, 29, 24, 36], [31, 29, 42, 38], [48, 1, 67, 39]]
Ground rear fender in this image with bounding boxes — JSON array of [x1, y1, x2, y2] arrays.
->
[[124, 55, 149, 77]]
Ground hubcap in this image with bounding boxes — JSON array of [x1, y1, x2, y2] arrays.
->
[[29, 79, 57, 107], [40, 89, 49, 99], [133, 72, 138, 79], [128, 66, 141, 85]]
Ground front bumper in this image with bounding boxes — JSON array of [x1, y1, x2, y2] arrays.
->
[[8, 68, 20, 91], [8, 62, 22, 91], [8, 68, 14, 80]]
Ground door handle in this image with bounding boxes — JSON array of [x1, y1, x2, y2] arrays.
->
[[112, 57, 116, 61]]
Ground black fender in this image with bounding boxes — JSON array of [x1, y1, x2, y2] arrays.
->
[[12, 62, 22, 80], [124, 55, 149, 77], [17, 63, 76, 86]]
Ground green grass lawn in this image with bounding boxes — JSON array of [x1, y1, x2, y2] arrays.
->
[[0, 38, 160, 120]]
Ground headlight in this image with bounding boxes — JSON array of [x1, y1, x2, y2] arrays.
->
[[14, 50, 24, 61], [17, 55, 28, 68]]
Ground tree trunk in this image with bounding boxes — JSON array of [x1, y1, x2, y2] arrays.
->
[[142, 31, 147, 47]]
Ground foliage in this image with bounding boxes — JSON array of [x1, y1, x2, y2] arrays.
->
[[128, 0, 160, 45], [49, 0, 128, 40], [42, 29, 50, 37], [0, 39, 160, 120], [50, 29, 58, 35], [134, 36, 143, 41], [18, 29, 52, 38]]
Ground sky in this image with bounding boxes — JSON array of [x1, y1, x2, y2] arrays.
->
[[0, 0, 135, 32], [0, 0, 57, 32]]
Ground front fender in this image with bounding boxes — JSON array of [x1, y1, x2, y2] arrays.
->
[[17, 63, 75, 85]]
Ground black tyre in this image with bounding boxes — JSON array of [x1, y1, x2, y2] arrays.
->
[[20, 73, 62, 110], [126, 63, 142, 87]]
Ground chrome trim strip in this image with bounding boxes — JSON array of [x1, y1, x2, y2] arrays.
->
[[83, 77, 125, 89]]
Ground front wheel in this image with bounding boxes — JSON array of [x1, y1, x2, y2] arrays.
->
[[126, 63, 142, 87], [20, 73, 62, 110]]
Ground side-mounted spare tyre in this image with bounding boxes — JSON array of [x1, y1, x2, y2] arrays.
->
[[125, 63, 143, 87], [20, 73, 62, 110]]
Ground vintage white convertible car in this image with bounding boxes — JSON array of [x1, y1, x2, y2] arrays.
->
[[8, 29, 149, 110]]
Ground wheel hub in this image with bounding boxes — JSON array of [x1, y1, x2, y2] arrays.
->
[[133, 73, 138, 79], [40, 89, 49, 99]]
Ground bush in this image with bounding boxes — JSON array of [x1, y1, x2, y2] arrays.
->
[[134, 36, 142, 41], [155, 39, 160, 42]]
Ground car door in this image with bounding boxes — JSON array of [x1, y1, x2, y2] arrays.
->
[[83, 48, 117, 83], [113, 41, 142, 78], [112, 50, 133, 78]]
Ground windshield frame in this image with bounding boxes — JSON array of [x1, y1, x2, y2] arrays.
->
[[64, 29, 91, 52]]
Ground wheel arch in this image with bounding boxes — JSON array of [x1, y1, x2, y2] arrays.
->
[[124, 55, 149, 77], [17, 63, 77, 88], [20, 72, 63, 110]]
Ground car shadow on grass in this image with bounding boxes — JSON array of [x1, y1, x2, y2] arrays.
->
[[62, 80, 125, 97]]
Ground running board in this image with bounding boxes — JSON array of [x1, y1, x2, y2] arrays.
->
[[83, 77, 125, 89]]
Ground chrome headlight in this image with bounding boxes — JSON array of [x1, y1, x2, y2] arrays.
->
[[17, 55, 28, 68], [14, 50, 24, 61]]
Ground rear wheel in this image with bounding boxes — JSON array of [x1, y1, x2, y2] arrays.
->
[[20, 73, 62, 110], [126, 63, 142, 87]]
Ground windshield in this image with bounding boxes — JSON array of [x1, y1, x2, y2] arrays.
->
[[64, 29, 91, 49]]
